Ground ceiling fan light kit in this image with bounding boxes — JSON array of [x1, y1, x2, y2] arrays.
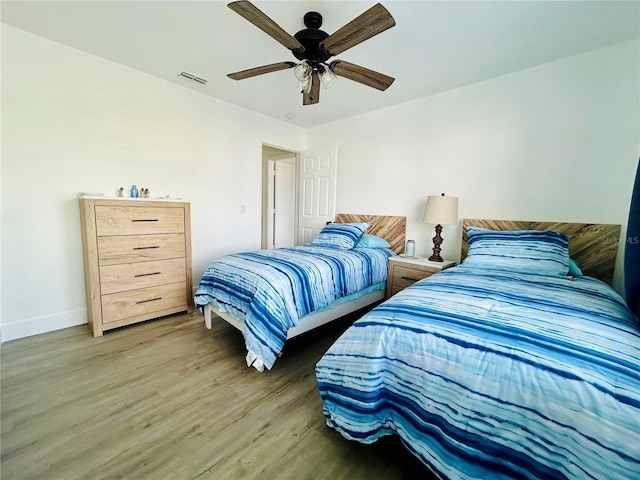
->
[[319, 67, 337, 89], [294, 60, 312, 82], [226, 1, 396, 106]]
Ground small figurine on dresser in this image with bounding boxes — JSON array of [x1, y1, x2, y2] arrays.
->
[[141, 188, 150, 198], [117, 187, 124, 197]]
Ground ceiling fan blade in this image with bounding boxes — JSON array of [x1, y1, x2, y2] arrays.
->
[[228, 1, 304, 52], [320, 3, 395, 57], [303, 74, 320, 105], [228, 61, 297, 80], [330, 60, 394, 91]]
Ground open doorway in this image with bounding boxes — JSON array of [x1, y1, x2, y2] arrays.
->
[[262, 145, 297, 249], [261, 143, 338, 250]]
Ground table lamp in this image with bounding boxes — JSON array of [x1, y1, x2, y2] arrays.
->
[[423, 193, 459, 262]]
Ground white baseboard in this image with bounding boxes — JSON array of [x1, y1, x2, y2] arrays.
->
[[1, 308, 88, 343], [0, 288, 199, 344]]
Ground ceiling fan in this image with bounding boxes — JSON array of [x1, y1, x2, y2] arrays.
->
[[226, 1, 396, 105]]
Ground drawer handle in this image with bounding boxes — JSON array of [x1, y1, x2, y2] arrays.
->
[[135, 272, 161, 277], [400, 276, 418, 281], [136, 297, 162, 304], [133, 246, 160, 250], [132, 219, 159, 222]]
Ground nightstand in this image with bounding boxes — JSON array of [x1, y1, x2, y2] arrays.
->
[[385, 256, 455, 299]]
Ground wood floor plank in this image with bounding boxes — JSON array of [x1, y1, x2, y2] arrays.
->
[[1, 311, 435, 480]]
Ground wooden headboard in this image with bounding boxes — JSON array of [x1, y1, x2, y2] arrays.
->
[[461, 219, 621, 285], [336, 214, 406, 255]]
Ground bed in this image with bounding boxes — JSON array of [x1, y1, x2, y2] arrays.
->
[[316, 219, 639, 479], [194, 214, 406, 371]]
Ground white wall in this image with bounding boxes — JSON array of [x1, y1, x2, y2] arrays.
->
[[307, 40, 640, 294], [2, 24, 638, 342], [0, 25, 305, 341]]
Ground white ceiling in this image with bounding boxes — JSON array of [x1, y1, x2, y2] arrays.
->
[[2, 0, 639, 128]]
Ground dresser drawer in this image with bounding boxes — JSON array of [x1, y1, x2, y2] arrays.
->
[[95, 206, 185, 236], [99, 258, 187, 295], [389, 284, 410, 297], [389, 264, 436, 295], [392, 265, 433, 285], [98, 234, 185, 266], [386, 258, 455, 299], [101, 282, 187, 324]]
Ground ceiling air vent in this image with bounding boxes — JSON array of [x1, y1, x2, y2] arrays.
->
[[178, 71, 207, 85]]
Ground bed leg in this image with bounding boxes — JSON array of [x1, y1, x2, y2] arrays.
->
[[204, 305, 212, 329]]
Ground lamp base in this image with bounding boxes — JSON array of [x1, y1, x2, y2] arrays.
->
[[429, 224, 444, 262]]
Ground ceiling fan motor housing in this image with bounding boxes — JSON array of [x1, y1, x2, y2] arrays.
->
[[293, 11, 331, 64]]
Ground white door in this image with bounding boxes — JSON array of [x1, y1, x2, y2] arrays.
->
[[265, 159, 276, 249], [263, 152, 296, 249], [274, 159, 296, 248], [297, 145, 338, 245]]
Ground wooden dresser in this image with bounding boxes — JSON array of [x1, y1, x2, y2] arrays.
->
[[79, 197, 193, 337]]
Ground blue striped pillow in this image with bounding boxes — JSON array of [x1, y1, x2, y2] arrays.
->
[[309, 222, 370, 249], [463, 227, 570, 276]]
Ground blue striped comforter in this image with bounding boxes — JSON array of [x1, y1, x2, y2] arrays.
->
[[195, 245, 394, 371], [316, 266, 640, 479]]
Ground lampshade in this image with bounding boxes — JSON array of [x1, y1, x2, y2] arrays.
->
[[319, 67, 337, 89], [294, 60, 312, 81], [298, 75, 313, 94], [423, 194, 459, 226]]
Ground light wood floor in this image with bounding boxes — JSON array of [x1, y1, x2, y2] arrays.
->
[[1, 310, 436, 480]]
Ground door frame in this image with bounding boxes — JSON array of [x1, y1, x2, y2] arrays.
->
[[261, 143, 338, 249]]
